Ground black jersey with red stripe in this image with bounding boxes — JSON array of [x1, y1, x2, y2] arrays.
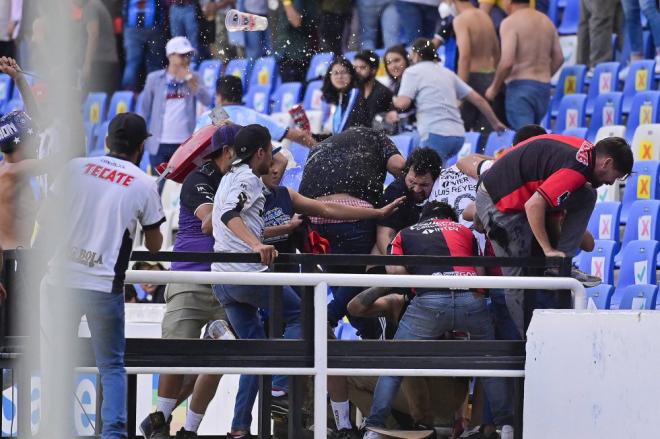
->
[[390, 218, 479, 279], [480, 134, 595, 213]]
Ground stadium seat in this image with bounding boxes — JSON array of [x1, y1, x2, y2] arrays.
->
[[390, 133, 414, 159], [585, 62, 621, 115], [303, 80, 324, 111], [587, 201, 621, 242], [107, 91, 135, 120], [91, 120, 110, 156], [632, 124, 660, 161], [0, 74, 12, 110], [617, 239, 659, 289], [593, 125, 626, 143], [621, 160, 660, 223], [344, 51, 356, 62], [622, 60, 656, 114], [225, 58, 250, 89], [484, 130, 515, 157], [562, 127, 588, 138], [625, 91, 660, 142], [550, 64, 587, 117], [617, 284, 658, 310], [249, 56, 278, 94], [586, 284, 614, 310], [557, 0, 579, 35], [306, 52, 334, 81], [197, 59, 223, 96], [586, 92, 623, 142], [554, 93, 587, 133], [281, 167, 303, 191], [616, 200, 660, 266], [287, 142, 309, 168], [83, 92, 108, 127], [3, 98, 23, 114], [84, 122, 95, 155], [244, 84, 271, 114], [446, 131, 481, 167], [577, 240, 617, 285], [271, 82, 302, 113]]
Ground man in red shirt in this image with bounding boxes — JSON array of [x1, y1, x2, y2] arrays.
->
[[474, 135, 633, 337]]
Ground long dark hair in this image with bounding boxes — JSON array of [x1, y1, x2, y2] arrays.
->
[[321, 57, 357, 105], [383, 44, 410, 82]]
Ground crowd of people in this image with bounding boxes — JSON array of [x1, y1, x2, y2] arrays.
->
[[0, 0, 650, 439]]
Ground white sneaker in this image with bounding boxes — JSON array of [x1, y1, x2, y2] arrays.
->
[[363, 430, 385, 439], [500, 425, 514, 439], [618, 65, 630, 81], [655, 55, 660, 74]]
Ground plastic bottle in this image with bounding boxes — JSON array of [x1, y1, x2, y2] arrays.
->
[[206, 319, 236, 340], [225, 9, 269, 32]]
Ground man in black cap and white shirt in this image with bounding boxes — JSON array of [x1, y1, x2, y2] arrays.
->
[[38, 112, 165, 439], [211, 124, 301, 439]]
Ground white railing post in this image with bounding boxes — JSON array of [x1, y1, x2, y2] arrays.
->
[[313, 282, 328, 439]]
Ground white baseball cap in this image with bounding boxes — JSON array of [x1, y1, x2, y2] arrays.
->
[[166, 36, 195, 56]]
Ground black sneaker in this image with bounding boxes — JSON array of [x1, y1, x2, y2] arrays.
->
[[140, 411, 170, 439], [271, 394, 289, 419], [544, 267, 601, 287], [175, 427, 198, 439], [225, 433, 256, 439]]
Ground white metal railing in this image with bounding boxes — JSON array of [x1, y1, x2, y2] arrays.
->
[[121, 270, 585, 439]]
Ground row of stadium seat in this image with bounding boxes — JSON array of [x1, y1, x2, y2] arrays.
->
[[587, 283, 659, 310]]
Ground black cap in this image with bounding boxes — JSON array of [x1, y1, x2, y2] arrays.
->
[[232, 124, 272, 165], [107, 112, 151, 152]]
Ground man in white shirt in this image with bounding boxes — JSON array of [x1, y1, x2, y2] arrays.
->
[[211, 124, 302, 439], [39, 113, 164, 439]]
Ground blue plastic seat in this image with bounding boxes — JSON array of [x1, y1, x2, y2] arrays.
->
[[587, 201, 621, 242], [83, 92, 108, 127], [554, 93, 587, 133], [288, 143, 309, 168], [281, 167, 304, 191], [550, 65, 587, 117], [107, 91, 135, 120], [621, 160, 660, 223], [344, 51, 356, 62], [303, 80, 324, 111], [271, 82, 302, 113], [557, 0, 579, 35], [483, 130, 515, 157], [0, 74, 12, 111], [83, 122, 95, 156], [585, 92, 623, 142], [586, 284, 614, 309], [306, 52, 334, 81], [617, 240, 659, 289], [390, 133, 414, 159], [625, 91, 660, 142], [562, 127, 588, 138], [225, 58, 250, 89], [585, 62, 621, 115], [249, 56, 278, 95], [577, 240, 617, 285], [622, 60, 656, 114], [617, 284, 658, 310], [3, 98, 23, 114], [615, 200, 660, 267], [244, 84, 271, 114], [197, 59, 223, 96]]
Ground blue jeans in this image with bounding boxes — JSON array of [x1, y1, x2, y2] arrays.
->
[[212, 283, 301, 431], [504, 80, 552, 131], [121, 27, 166, 90], [489, 289, 522, 341], [76, 290, 127, 439], [621, 0, 660, 57], [245, 29, 271, 61], [169, 4, 199, 57], [421, 134, 464, 166], [365, 292, 513, 428], [395, 1, 439, 45], [357, 0, 400, 50], [311, 220, 379, 338]]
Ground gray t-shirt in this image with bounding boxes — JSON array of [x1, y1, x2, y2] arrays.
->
[[83, 0, 119, 63], [398, 61, 472, 139], [212, 164, 268, 273]]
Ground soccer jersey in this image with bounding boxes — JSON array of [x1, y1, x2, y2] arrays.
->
[[45, 155, 165, 293], [480, 134, 595, 213]]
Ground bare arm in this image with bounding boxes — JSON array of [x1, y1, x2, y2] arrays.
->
[[143, 228, 163, 253], [196, 204, 214, 235], [0, 58, 39, 121], [392, 95, 413, 111], [456, 153, 492, 179], [285, 127, 317, 148], [479, 1, 494, 15], [524, 193, 564, 257], [283, 2, 302, 28], [290, 189, 404, 220], [376, 225, 397, 255], [453, 17, 471, 82], [386, 264, 408, 275], [83, 18, 100, 81], [347, 287, 402, 321], [485, 20, 516, 99], [464, 91, 506, 131], [226, 216, 278, 265], [550, 29, 564, 76], [386, 154, 406, 176]]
